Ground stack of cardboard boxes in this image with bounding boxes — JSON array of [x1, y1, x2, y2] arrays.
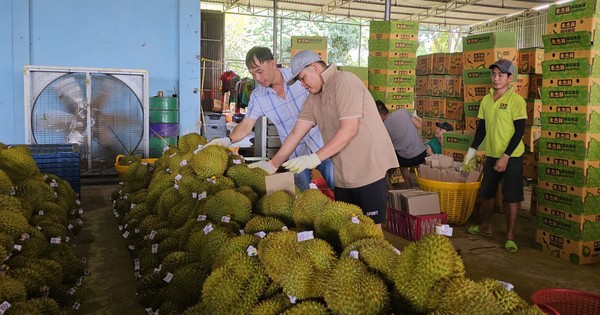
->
[[415, 53, 465, 139], [367, 20, 419, 111], [291, 36, 328, 62], [535, 0, 600, 265]]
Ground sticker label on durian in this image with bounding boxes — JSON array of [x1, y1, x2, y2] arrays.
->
[[309, 183, 318, 189], [151, 244, 158, 254], [134, 259, 140, 270], [145, 308, 155, 315], [198, 191, 207, 200], [233, 159, 241, 164], [239, 229, 245, 235], [124, 224, 128, 229], [197, 214, 207, 221], [297, 231, 314, 242], [13, 244, 22, 252], [221, 216, 231, 223], [192, 192, 197, 199], [174, 183, 179, 190], [288, 295, 297, 304], [163, 272, 174, 283], [77, 219, 83, 226], [180, 160, 188, 167], [0, 301, 12, 313], [351, 216, 360, 224], [203, 224, 214, 234], [8, 187, 15, 195], [50, 180, 58, 188], [122, 231, 130, 239], [193, 147, 202, 154], [67, 287, 76, 295], [134, 272, 140, 279], [281, 226, 289, 231], [53, 192, 58, 199], [149, 230, 157, 240], [175, 174, 183, 181], [134, 228, 140, 234], [123, 194, 128, 200], [77, 277, 83, 286], [207, 177, 217, 184], [50, 237, 61, 244], [128, 245, 135, 251], [75, 199, 81, 205], [130, 203, 136, 209], [246, 245, 257, 256], [72, 302, 81, 310], [20, 233, 29, 241], [113, 211, 119, 218], [254, 231, 266, 238], [65, 237, 70, 243], [43, 174, 48, 180], [38, 210, 44, 216], [68, 224, 74, 230], [392, 247, 401, 255], [349, 250, 359, 260], [118, 225, 123, 231]]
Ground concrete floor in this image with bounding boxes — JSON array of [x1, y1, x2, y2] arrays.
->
[[73, 179, 599, 314]]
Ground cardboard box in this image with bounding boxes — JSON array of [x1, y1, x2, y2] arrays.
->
[[430, 97, 447, 118], [513, 74, 530, 99], [537, 186, 600, 216], [537, 180, 600, 215], [542, 31, 598, 54], [535, 229, 600, 265], [416, 54, 433, 75], [463, 102, 480, 118], [291, 49, 327, 63], [368, 53, 418, 70], [541, 84, 600, 107], [518, 48, 544, 74], [449, 52, 463, 76], [415, 96, 430, 117], [463, 69, 493, 102], [522, 151, 538, 179], [463, 48, 518, 70], [437, 118, 465, 131], [540, 110, 600, 133], [538, 134, 600, 161], [463, 32, 516, 51], [529, 74, 543, 99], [445, 98, 464, 120], [542, 57, 600, 79], [368, 68, 416, 76], [387, 189, 420, 210], [464, 117, 479, 131], [442, 130, 474, 152], [265, 172, 296, 196], [445, 76, 463, 98], [537, 155, 600, 187], [368, 73, 416, 87], [291, 36, 328, 62], [415, 76, 429, 96], [400, 190, 441, 215], [523, 125, 541, 152], [368, 39, 419, 53], [432, 53, 451, 74], [369, 88, 415, 105], [526, 99, 542, 126], [421, 118, 436, 138], [427, 75, 446, 97], [464, 84, 492, 102], [369, 20, 420, 36], [547, 2, 600, 33]]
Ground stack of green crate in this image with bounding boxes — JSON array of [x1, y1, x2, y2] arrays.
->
[[535, 0, 600, 265], [367, 20, 419, 111]]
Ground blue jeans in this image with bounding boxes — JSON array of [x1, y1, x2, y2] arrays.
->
[[294, 158, 334, 191]]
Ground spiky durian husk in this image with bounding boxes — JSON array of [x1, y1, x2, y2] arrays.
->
[[136, 271, 165, 309], [8, 297, 60, 315], [117, 154, 142, 166], [313, 201, 363, 251], [325, 257, 391, 315], [38, 201, 69, 225], [281, 301, 329, 315], [126, 188, 148, 205], [166, 199, 196, 228], [199, 252, 269, 315], [0, 210, 29, 238], [225, 164, 267, 196], [15, 178, 56, 209], [244, 216, 287, 235], [291, 188, 331, 229], [235, 185, 259, 205], [227, 150, 245, 168], [342, 237, 400, 281], [248, 293, 292, 315], [190, 145, 229, 178], [6, 257, 63, 289], [162, 263, 209, 314], [480, 278, 528, 314], [7, 267, 49, 297], [186, 226, 234, 270], [145, 179, 173, 211], [178, 132, 207, 154], [205, 175, 236, 195], [433, 277, 502, 315], [0, 145, 41, 184], [205, 189, 252, 226], [176, 174, 210, 200], [0, 274, 27, 302], [257, 190, 295, 226], [123, 203, 150, 226], [0, 168, 15, 195], [338, 214, 384, 249], [509, 305, 548, 315], [138, 215, 168, 237], [160, 251, 193, 275], [47, 243, 85, 284], [18, 227, 49, 258], [212, 234, 261, 270]]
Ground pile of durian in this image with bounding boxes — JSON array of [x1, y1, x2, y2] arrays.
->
[[112, 133, 544, 315], [0, 144, 86, 314]]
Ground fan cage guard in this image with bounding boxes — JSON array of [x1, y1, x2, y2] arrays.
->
[[24, 66, 149, 176]]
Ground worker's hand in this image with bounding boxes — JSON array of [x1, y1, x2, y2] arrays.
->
[[282, 153, 321, 174], [462, 147, 478, 172], [248, 160, 277, 175], [494, 154, 510, 172], [205, 137, 231, 148]]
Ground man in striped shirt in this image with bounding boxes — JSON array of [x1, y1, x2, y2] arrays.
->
[[206, 46, 333, 191]]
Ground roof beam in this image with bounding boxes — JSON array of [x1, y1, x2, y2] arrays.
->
[[224, 0, 242, 10], [407, 0, 486, 21], [313, 0, 354, 15]]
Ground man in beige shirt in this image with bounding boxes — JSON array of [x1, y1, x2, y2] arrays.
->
[[252, 50, 398, 225]]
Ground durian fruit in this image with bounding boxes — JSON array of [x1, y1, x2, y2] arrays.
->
[[161, 251, 193, 275], [281, 301, 329, 315], [324, 256, 391, 315], [136, 271, 165, 309], [176, 174, 210, 201], [117, 154, 142, 165], [47, 243, 85, 284], [248, 293, 292, 315], [211, 234, 260, 270], [226, 164, 267, 196], [257, 190, 295, 226], [190, 145, 229, 178], [122, 162, 152, 192], [186, 225, 235, 270], [0, 209, 29, 238], [509, 305, 548, 315], [235, 185, 259, 206], [0, 145, 41, 184], [433, 277, 502, 314], [124, 203, 150, 226], [480, 278, 528, 314], [0, 168, 15, 195], [156, 188, 183, 217], [14, 178, 56, 209], [205, 175, 236, 195], [145, 179, 174, 211], [291, 188, 331, 229], [244, 216, 287, 235], [126, 188, 149, 205], [0, 274, 27, 302], [178, 132, 207, 154], [161, 263, 209, 314], [18, 227, 49, 258], [314, 201, 364, 251], [7, 297, 60, 315], [338, 213, 384, 249], [227, 149, 245, 168], [204, 189, 252, 226], [6, 257, 63, 289], [199, 252, 269, 315], [7, 267, 49, 297], [342, 237, 401, 281], [166, 199, 196, 228]]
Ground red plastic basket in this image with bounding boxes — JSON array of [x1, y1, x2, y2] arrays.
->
[[531, 289, 600, 315], [386, 208, 447, 241]]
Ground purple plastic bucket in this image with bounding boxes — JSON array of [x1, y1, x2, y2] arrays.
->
[[150, 123, 179, 137]]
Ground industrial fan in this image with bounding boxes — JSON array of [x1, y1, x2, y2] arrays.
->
[[24, 66, 149, 176]]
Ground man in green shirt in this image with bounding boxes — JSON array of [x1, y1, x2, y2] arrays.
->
[[425, 122, 454, 156], [463, 59, 527, 253]]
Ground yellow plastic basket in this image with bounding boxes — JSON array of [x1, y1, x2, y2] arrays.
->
[[415, 170, 482, 225]]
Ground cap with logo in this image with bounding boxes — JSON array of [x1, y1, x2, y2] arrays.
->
[[435, 121, 454, 132], [287, 50, 322, 86], [489, 59, 515, 76]]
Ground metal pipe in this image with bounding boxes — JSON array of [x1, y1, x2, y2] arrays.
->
[[273, 0, 278, 60], [384, 0, 391, 21]]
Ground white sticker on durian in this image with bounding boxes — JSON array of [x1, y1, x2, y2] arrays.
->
[[349, 250, 359, 260], [392, 246, 401, 255], [203, 224, 214, 234], [254, 231, 266, 238], [20, 233, 29, 241], [166, 168, 171, 173], [192, 192, 197, 199], [67, 287, 76, 295], [113, 211, 119, 218], [163, 272, 174, 283], [198, 191, 207, 200], [175, 174, 183, 181], [281, 226, 289, 231], [351, 215, 360, 224], [134, 259, 140, 271], [246, 246, 257, 256], [134, 228, 140, 234], [145, 308, 154, 315], [174, 183, 179, 190], [197, 214, 207, 221], [0, 301, 11, 313], [309, 183, 318, 189], [77, 219, 83, 226], [149, 230, 157, 240], [130, 203, 136, 209], [154, 264, 162, 273], [221, 216, 231, 223], [239, 229, 245, 235], [75, 199, 81, 205], [128, 245, 135, 251], [38, 210, 44, 216], [65, 237, 70, 243], [118, 225, 123, 231], [53, 192, 58, 199], [50, 237, 61, 244], [233, 159, 241, 165], [288, 295, 297, 304], [297, 231, 314, 242], [68, 224, 74, 230], [43, 174, 48, 180], [193, 147, 202, 154], [207, 177, 217, 184], [122, 231, 130, 239], [151, 244, 158, 254], [72, 302, 81, 310], [123, 194, 128, 200], [79, 208, 83, 215], [37, 226, 42, 230], [497, 280, 514, 291], [167, 150, 175, 156], [9, 187, 15, 195], [50, 180, 58, 188], [76, 277, 83, 287], [124, 223, 128, 229], [13, 244, 22, 252]]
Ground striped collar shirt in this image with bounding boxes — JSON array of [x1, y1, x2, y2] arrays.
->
[[245, 68, 324, 158]]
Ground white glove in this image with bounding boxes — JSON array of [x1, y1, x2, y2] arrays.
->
[[205, 136, 231, 148], [412, 109, 419, 118], [248, 160, 277, 175], [282, 153, 321, 174], [462, 147, 478, 171]]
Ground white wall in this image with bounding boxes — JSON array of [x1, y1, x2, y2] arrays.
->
[[0, 0, 201, 144]]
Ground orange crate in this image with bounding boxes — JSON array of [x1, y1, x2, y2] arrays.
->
[[386, 208, 447, 241]]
